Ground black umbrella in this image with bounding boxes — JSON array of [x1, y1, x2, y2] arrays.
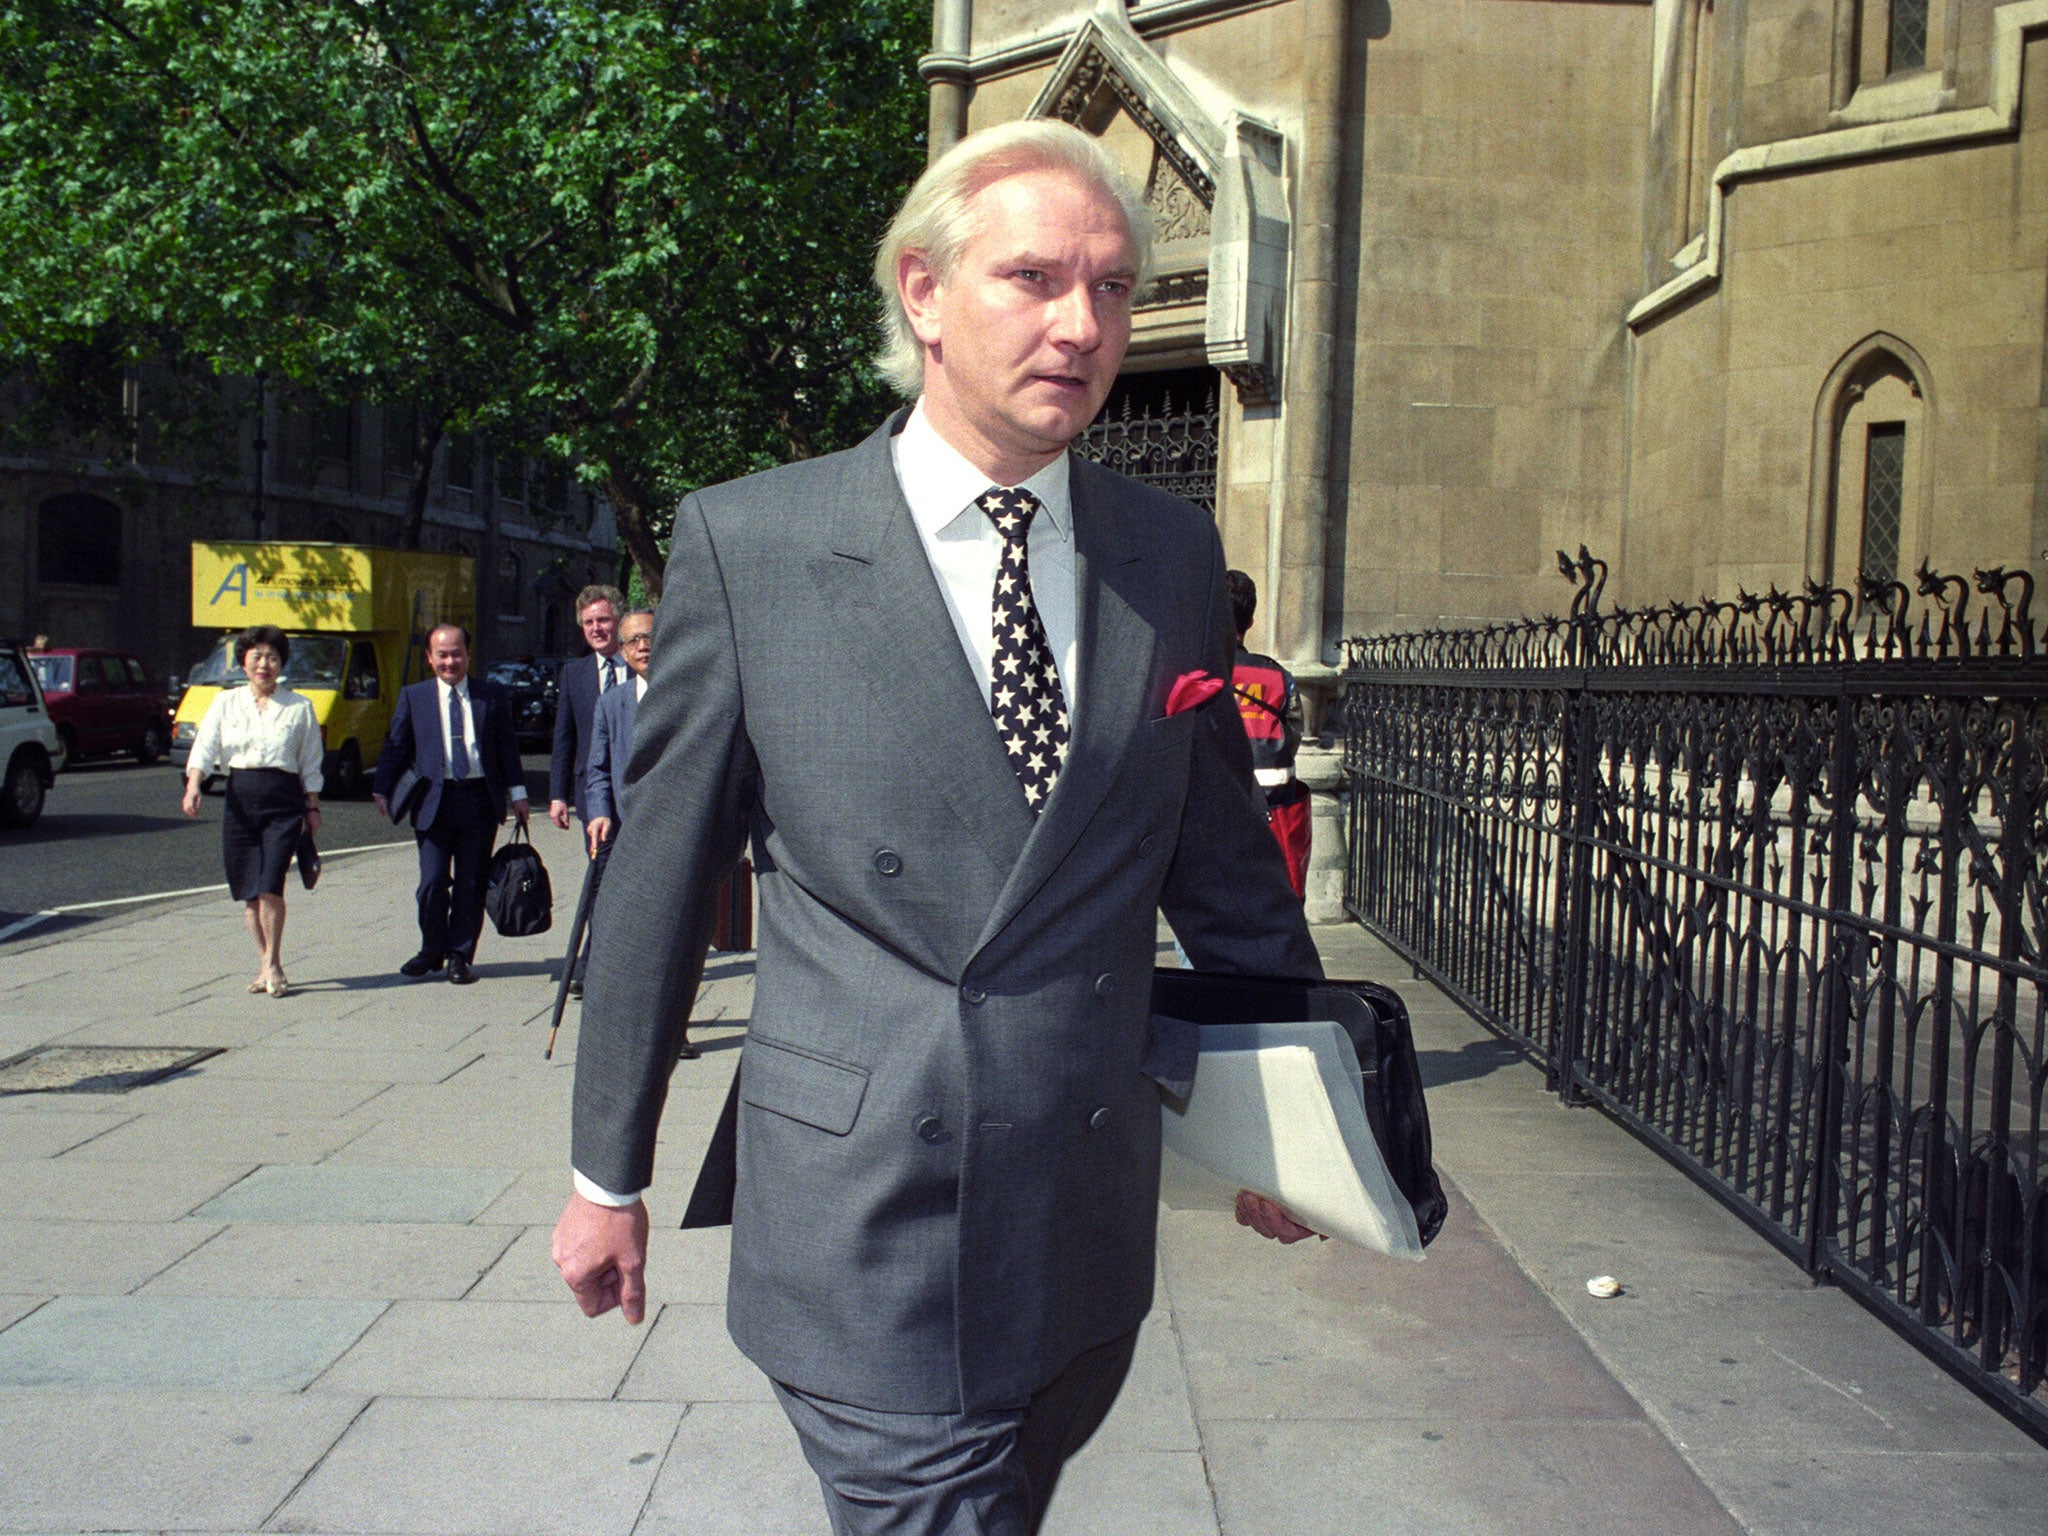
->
[[544, 844, 605, 1060]]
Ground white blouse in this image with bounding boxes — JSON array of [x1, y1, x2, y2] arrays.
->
[[188, 686, 325, 793]]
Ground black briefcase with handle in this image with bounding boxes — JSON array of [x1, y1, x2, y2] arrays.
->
[[1148, 969, 1448, 1248]]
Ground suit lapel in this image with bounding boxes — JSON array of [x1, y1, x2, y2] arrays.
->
[[807, 415, 1036, 886], [975, 458, 1154, 955]]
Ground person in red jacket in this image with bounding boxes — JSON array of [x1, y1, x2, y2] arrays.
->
[[1228, 570, 1311, 899]]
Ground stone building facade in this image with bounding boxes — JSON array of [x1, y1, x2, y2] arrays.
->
[[933, 0, 2048, 670], [1, 378, 622, 689]]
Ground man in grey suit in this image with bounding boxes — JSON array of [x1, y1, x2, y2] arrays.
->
[[553, 119, 1319, 1534], [581, 606, 653, 861], [582, 607, 698, 1062]]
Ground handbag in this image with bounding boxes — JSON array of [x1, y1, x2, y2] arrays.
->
[[295, 828, 321, 891], [485, 824, 553, 938]]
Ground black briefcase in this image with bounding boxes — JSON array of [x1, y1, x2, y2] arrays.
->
[[1149, 969, 1448, 1247]]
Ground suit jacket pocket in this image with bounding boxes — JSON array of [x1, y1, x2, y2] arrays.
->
[[740, 1036, 870, 1136]]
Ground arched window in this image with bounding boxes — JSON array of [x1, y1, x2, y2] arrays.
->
[[37, 494, 123, 585], [1808, 335, 1932, 597]]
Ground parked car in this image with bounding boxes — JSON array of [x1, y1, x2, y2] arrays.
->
[[485, 658, 558, 749], [0, 642, 60, 828], [28, 648, 170, 770]]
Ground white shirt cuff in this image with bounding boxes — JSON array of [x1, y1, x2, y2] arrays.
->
[[573, 1169, 644, 1207], [510, 787, 529, 804]]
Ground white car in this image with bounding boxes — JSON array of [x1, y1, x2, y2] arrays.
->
[[0, 642, 60, 829]]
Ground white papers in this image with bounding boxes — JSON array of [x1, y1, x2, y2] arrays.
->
[[1159, 1019, 1424, 1260]]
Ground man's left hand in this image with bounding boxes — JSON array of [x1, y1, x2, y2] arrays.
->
[[514, 800, 530, 829], [1236, 1189, 1317, 1244]]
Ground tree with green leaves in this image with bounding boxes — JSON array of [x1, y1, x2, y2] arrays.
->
[[0, 0, 927, 596]]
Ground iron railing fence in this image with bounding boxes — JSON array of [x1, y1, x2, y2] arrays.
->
[[1073, 387, 1219, 515], [1342, 549, 2048, 1443]]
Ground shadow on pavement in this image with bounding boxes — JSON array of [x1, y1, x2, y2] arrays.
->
[[1416, 1038, 1524, 1089]]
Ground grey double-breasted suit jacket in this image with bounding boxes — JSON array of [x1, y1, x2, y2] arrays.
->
[[572, 410, 1320, 1415]]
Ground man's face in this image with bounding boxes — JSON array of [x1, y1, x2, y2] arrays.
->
[[902, 167, 1137, 475], [428, 627, 469, 684], [618, 614, 654, 678], [580, 601, 620, 656]]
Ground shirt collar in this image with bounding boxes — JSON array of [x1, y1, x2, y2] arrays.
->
[[439, 676, 469, 699], [895, 399, 1072, 541]]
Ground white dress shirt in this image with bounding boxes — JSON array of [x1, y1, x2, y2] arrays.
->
[[189, 686, 324, 793], [572, 399, 1079, 1211], [890, 400, 1079, 716], [436, 676, 528, 801], [634, 673, 647, 701]]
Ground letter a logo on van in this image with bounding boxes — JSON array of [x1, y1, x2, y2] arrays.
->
[[211, 563, 250, 607]]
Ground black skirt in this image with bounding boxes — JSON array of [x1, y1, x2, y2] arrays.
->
[[223, 767, 305, 901]]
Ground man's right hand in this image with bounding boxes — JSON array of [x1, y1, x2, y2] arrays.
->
[[549, 798, 572, 830], [587, 816, 613, 858], [552, 1191, 651, 1323], [372, 793, 390, 822]]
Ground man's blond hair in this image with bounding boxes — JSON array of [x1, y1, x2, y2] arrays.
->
[[872, 119, 1153, 398], [575, 583, 626, 619]]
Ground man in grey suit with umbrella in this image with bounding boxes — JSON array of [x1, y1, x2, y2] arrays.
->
[[553, 119, 1319, 1534]]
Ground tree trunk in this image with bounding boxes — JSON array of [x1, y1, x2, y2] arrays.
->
[[398, 416, 447, 549], [602, 469, 668, 603]]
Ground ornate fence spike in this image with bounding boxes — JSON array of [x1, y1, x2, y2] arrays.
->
[[1974, 566, 2037, 658]]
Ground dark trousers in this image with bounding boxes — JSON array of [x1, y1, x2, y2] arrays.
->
[[772, 1327, 1140, 1536], [415, 779, 496, 961]]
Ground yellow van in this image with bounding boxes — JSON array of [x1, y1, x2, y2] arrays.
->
[[170, 543, 476, 797]]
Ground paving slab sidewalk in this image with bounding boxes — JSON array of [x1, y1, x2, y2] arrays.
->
[[0, 821, 2039, 1535]]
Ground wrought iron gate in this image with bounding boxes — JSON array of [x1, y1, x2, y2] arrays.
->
[[1342, 549, 2048, 1442], [1074, 374, 1219, 515]]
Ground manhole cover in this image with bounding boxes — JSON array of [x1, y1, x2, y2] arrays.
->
[[0, 1045, 223, 1095]]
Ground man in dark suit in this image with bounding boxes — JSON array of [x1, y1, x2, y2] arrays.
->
[[373, 623, 529, 985], [549, 583, 626, 996], [553, 120, 1318, 1533]]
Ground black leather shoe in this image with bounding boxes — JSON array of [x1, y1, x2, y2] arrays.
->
[[399, 952, 444, 978], [675, 1037, 700, 1061], [446, 957, 477, 985], [566, 976, 583, 999]]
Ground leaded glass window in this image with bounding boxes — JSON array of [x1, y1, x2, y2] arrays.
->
[[1861, 423, 1906, 587], [1889, 0, 1928, 72]]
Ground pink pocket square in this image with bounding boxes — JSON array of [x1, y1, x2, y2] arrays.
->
[[1163, 671, 1227, 717]]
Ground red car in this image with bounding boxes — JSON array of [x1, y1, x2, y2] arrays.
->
[[27, 648, 170, 770]]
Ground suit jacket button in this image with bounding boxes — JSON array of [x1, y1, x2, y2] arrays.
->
[[962, 985, 987, 1006], [1087, 1107, 1111, 1131], [1094, 973, 1116, 997], [915, 1114, 948, 1144], [873, 849, 902, 877]]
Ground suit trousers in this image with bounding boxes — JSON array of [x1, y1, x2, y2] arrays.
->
[[414, 779, 496, 961], [771, 1327, 1139, 1536]]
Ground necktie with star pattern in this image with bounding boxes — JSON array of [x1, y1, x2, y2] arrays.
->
[[977, 486, 1070, 812]]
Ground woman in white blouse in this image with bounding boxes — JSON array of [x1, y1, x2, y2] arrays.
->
[[180, 624, 323, 996]]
